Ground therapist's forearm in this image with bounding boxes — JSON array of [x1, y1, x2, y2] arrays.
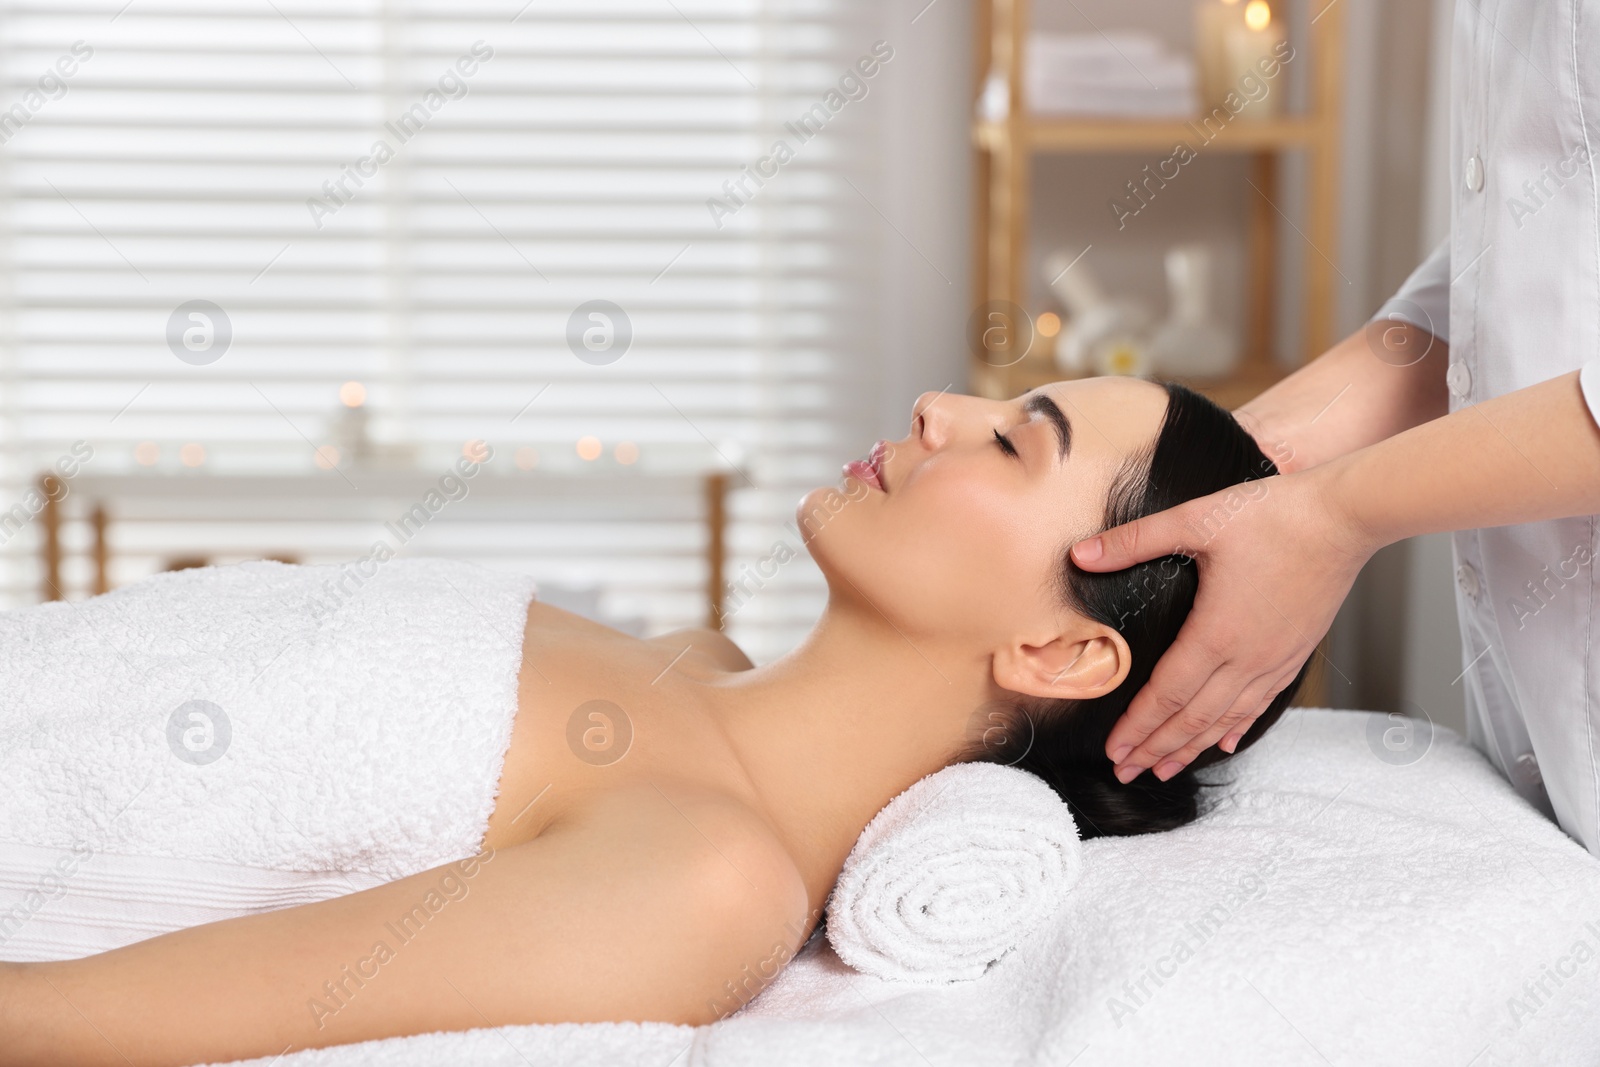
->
[[1323, 370, 1600, 552], [1236, 322, 1449, 472]]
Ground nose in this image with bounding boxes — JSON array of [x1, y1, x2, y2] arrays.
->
[[911, 390, 954, 449]]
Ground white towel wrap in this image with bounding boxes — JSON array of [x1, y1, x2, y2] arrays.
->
[[0, 557, 537, 963], [824, 760, 1085, 984]]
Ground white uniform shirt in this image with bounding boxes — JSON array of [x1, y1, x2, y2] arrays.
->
[[1374, 0, 1600, 856]]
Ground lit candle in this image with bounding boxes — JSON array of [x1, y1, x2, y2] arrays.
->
[[1223, 0, 1288, 121]]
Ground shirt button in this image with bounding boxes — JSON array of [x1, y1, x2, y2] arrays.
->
[[1456, 563, 1481, 599], [1447, 361, 1473, 398], [1464, 153, 1485, 192], [1514, 752, 1542, 787]]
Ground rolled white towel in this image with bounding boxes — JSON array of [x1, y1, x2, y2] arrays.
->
[[825, 761, 1084, 984]]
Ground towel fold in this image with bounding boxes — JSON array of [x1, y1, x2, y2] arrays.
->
[[824, 761, 1084, 984]]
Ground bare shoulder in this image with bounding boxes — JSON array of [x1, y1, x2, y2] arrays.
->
[[559, 780, 816, 1021], [570, 780, 813, 934], [645, 626, 755, 673]]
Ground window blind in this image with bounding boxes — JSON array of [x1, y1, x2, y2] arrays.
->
[[0, 0, 888, 662]]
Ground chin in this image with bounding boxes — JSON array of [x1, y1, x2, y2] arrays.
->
[[794, 481, 883, 606], [795, 480, 868, 547]]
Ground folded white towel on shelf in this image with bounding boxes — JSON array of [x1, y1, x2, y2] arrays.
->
[[824, 760, 1085, 984], [0, 557, 537, 963], [1026, 31, 1197, 117]]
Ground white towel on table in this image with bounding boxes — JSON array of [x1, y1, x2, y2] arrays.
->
[[0, 557, 537, 962], [196, 708, 1600, 1067], [5, 570, 1598, 1067], [824, 760, 1085, 984]]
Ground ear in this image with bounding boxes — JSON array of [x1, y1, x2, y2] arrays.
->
[[991, 624, 1132, 702]]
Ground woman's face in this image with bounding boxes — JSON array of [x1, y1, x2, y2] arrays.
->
[[799, 376, 1170, 653]]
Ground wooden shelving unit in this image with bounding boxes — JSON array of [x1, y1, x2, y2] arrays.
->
[[971, 0, 1347, 405]]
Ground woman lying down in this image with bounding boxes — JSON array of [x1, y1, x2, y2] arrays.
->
[[0, 377, 1310, 1065]]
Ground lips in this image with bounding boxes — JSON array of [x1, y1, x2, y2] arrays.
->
[[843, 440, 889, 493]]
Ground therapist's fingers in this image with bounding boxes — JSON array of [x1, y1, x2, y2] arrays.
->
[[1101, 614, 1233, 765], [1142, 671, 1293, 779], [1125, 652, 1311, 779], [1112, 665, 1253, 782], [1071, 508, 1191, 573], [1097, 469, 1373, 780], [1216, 694, 1281, 753]]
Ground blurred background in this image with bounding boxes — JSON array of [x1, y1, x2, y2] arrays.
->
[[0, 0, 1460, 732]]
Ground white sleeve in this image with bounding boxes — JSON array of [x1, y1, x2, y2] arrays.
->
[[1370, 238, 1451, 344]]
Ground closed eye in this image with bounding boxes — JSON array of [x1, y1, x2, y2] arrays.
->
[[992, 428, 1018, 457]]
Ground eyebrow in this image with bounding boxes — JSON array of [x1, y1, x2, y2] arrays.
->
[[1025, 392, 1072, 462]]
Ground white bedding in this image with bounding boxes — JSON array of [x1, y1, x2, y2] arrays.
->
[[210, 707, 1600, 1067]]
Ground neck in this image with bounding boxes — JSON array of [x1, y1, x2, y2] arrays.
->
[[699, 595, 996, 883]]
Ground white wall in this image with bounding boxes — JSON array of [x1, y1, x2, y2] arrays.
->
[[869, 0, 974, 438], [1322, 0, 1465, 736]]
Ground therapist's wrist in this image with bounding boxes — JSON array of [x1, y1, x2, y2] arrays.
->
[[1305, 448, 1400, 560], [1236, 323, 1448, 475]]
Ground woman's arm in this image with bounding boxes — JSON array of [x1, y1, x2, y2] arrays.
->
[[0, 784, 810, 1067], [1234, 320, 1449, 473], [1072, 369, 1600, 779]]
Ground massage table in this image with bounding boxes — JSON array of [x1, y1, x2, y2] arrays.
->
[[208, 707, 1600, 1066]]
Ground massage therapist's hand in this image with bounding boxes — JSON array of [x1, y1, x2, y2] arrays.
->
[[1073, 366, 1600, 783], [1070, 466, 1375, 783]]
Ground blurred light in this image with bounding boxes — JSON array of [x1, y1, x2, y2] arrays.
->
[[1244, 0, 1271, 30], [514, 447, 539, 471], [314, 445, 340, 470], [1104, 343, 1141, 376], [1036, 312, 1061, 338], [462, 439, 489, 462], [340, 380, 366, 407], [179, 443, 206, 468], [134, 441, 160, 466], [576, 436, 602, 461], [615, 441, 639, 465]]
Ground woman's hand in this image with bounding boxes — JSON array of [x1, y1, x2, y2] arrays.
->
[[1069, 465, 1376, 782]]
